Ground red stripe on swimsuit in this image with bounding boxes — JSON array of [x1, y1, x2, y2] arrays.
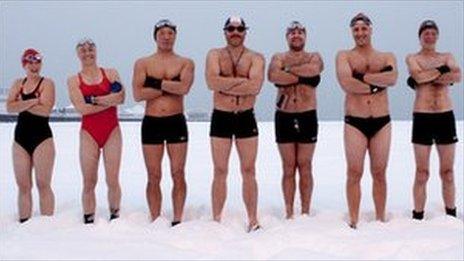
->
[[79, 68, 118, 148]]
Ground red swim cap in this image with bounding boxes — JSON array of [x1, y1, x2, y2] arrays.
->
[[21, 48, 42, 66]]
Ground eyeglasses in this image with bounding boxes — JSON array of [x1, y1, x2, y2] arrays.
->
[[76, 38, 96, 49], [224, 26, 246, 33], [23, 54, 42, 64]]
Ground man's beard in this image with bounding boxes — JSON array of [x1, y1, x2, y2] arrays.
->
[[290, 44, 304, 52]]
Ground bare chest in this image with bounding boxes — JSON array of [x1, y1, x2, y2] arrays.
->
[[146, 59, 184, 79], [348, 53, 388, 73], [219, 53, 252, 78], [415, 55, 446, 70]]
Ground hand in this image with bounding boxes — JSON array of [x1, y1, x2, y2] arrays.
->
[[370, 85, 385, 94], [436, 65, 451, 75], [407, 76, 417, 90], [352, 71, 365, 82]]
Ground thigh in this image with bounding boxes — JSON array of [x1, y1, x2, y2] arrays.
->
[[103, 127, 122, 179], [32, 138, 55, 184], [13, 142, 33, 188], [142, 144, 165, 179], [210, 137, 233, 170], [166, 142, 188, 172], [278, 143, 297, 166], [368, 123, 391, 172], [235, 137, 258, 169], [344, 124, 368, 170], [296, 143, 316, 166], [413, 144, 432, 169], [80, 130, 101, 179], [436, 144, 455, 170]]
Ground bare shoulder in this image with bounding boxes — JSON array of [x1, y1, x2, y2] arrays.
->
[[441, 52, 455, 59], [67, 74, 79, 87], [178, 55, 194, 67], [310, 51, 323, 60], [42, 77, 55, 88], [104, 68, 119, 81], [336, 49, 349, 60], [11, 78, 23, 88], [247, 49, 265, 62], [406, 52, 420, 62], [381, 51, 396, 59], [207, 48, 221, 57], [134, 56, 151, 68]]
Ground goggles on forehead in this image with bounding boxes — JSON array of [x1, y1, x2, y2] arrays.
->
[[76, 38, 96, 49], [154, 19, 177, 31], [286, 21, 306, 33], [23, 53, 43, 64]]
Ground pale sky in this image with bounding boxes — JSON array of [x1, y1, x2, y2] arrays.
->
[[1, 0, 463, 120]]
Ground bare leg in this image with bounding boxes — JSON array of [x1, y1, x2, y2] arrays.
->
[[344, 124, 368, 228], [368, 124, 391, 222], [297, 143, 316, 215], [413, 144, 432, 212], [103, 127, 122, 216], [236, 137, 259, 228], [32, 138, 55, 216], [210, 137, 232, 222], [142, 144, 164, 221], [12, 142, 33, 221], [436, 144, 456, 210], [80, 130, 101, 216], [166, 142, 188, 223], [277, 143, 297, 219]]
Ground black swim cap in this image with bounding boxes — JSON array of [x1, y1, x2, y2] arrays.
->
[[153, 19, 177, 40], [418, 20, 439, 37], [350, 13, 372, 27]]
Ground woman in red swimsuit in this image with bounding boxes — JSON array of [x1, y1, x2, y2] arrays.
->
[[67, 38, 125, 224], [6, 48, 56, 223]]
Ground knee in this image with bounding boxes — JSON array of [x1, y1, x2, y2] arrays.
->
[[106, 178, 120, 191], [297, 158, 312, 171], [440, 168, 454, 184], [282, 162, 296, 175], [347, 167, 363, 184], [371, 167, 387, 184], [147, 172, 162, 186], [18, 183, 32, 195], [83, 176, 97, 192], [171, 169, 186, 185], [415, 168, 430, 185], [214, 166, 228, 180], [36, 179, 52, 192], [241, 165, 255, 176]]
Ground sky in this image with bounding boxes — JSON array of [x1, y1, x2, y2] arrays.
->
[[1, 0, 463, 120]]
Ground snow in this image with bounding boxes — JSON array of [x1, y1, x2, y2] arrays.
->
[[1, 121, 463, 260]]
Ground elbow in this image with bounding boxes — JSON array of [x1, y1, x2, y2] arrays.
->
[[133, 93, 142, 102], [6, 104, 14, 113]]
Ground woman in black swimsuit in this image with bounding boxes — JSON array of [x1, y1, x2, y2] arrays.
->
[[6, 48, 56, 223]]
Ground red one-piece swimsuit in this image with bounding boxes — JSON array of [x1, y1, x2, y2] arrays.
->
[[78, 68, 118, 148]]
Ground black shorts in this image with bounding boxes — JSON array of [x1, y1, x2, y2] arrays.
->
[[275, 110, 318, 143], [141, 114, 188, 144], [209, 109, 258, 139], [412, 111, 458, 145]]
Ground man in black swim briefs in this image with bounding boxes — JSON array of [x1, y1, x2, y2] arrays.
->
[[335, 13, 398, 228]]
